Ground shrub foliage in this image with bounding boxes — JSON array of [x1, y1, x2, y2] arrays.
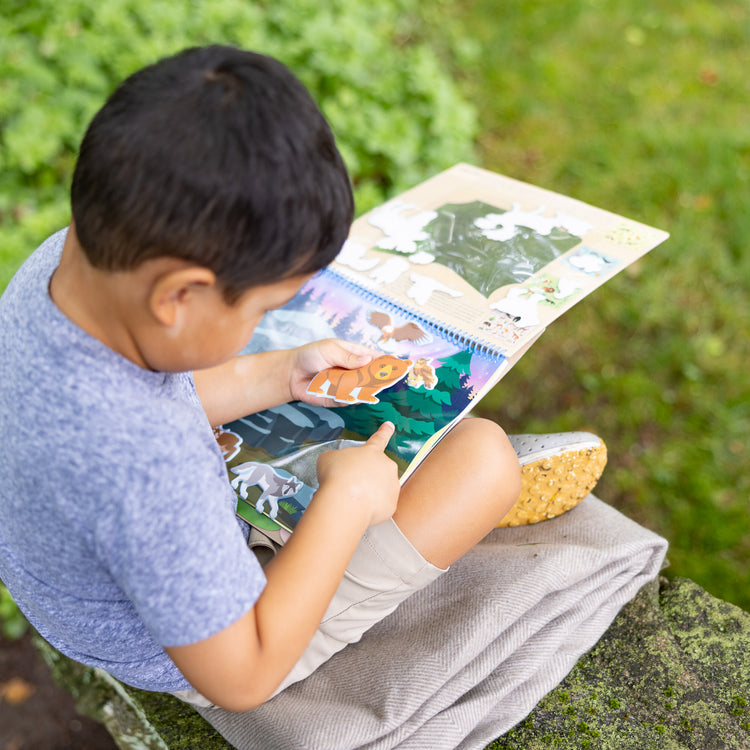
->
[[0, 0, 478, 288]]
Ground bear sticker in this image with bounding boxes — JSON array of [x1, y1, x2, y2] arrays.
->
[[306, 354, 412, 404]]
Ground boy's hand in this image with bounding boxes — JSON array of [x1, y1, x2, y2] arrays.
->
[[316, 422, 400, 527], [288, 338, 380, 407]]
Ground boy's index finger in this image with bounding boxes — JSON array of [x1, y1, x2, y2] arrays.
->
[[366, 421, 395, 452]]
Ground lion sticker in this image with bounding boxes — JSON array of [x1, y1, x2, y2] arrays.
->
[[406, 358, 438, 390], [306, 354, 412, 404]]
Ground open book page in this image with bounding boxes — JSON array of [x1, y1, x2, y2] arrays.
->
[[334, 163, 669, 359]]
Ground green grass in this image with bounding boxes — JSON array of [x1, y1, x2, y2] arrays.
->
[[447, 0, 750, 610]]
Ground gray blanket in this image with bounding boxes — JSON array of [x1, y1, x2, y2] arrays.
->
[[197, 495, 668, 749]]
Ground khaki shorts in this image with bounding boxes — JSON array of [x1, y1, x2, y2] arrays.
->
[[174, 519, 446, 707]]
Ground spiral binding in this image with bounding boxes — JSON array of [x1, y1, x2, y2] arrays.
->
[[324, 266, 507, 363]]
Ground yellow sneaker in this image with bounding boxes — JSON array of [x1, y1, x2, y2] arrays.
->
[[498, 432, 608, 527]]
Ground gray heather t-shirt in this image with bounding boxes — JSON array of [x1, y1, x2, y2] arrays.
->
[[0, 229, 265, 692]]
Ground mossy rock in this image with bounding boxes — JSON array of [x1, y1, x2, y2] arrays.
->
[[33, 637, 230, 750], [490, 576, 750, 750], [35, 576, 750, 750]]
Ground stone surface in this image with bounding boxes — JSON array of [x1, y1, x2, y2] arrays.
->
[[36, 576, 750, 750], [489, 576, 750, 750]]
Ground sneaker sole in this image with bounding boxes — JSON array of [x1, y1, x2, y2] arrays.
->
[[497, 437, 607, 527]]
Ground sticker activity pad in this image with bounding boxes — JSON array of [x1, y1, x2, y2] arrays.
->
[[216, 163, 668, 536]]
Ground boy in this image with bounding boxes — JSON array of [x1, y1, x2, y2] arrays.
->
[[0, 45, 549, 711]]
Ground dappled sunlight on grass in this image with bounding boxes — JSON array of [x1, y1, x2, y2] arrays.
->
[[455, 0, 749, 609]]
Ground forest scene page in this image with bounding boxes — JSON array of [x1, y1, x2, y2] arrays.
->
[[215, 269, 506, 535]]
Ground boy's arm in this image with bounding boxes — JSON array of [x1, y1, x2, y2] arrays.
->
[[192, 349, 297, 426], [193, 339, 376, 426], [165, 423, 398, 711]]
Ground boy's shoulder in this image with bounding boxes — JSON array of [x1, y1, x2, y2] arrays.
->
[[0, 229, 74, 360], [1, 228, 66, 313], [0, 230, 218, 478]]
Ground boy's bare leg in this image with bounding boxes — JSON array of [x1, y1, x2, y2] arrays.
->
[[251, 417, 518, 698], [393, 418, 521, 570]]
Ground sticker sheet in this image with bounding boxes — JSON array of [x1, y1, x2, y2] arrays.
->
[[334, 164, 668, 358]]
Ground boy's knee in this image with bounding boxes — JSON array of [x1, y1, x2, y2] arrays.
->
[[453, 418, 522, 507]]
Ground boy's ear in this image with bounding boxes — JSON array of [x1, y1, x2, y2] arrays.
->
[[148, 266, 217, 328]]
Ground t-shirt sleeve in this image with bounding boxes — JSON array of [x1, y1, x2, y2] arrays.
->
[[93, 413, 265, 647]]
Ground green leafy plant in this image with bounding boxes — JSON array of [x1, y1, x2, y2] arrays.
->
[[0, 0, 478, 289], [0, 582, 29, 641]]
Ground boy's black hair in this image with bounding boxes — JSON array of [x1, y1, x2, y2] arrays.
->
[[71, 45, 354, 301]]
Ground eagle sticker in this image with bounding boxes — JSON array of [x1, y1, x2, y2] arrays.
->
[[367, 311, 428, 345]]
